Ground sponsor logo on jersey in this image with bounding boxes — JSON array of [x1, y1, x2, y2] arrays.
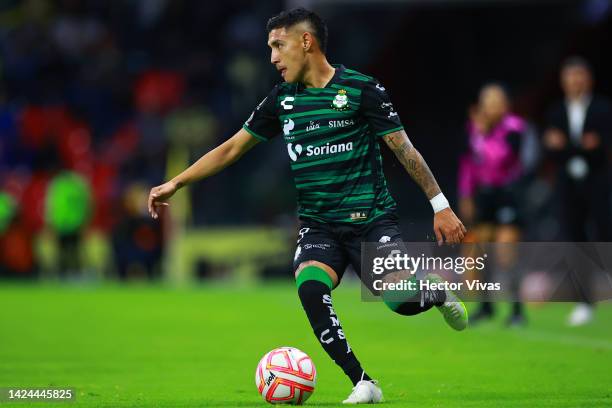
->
[[287, 142, 354, 162], [380, 101, 398, 119], [350, 212, 368, 221], [306, 121, 320, 132], [281, 96, 295, 110], [328, 119, 355, 128], [331, 89, 350, 111], [287, 143, 303, 161], [283, 118, 295, 136]]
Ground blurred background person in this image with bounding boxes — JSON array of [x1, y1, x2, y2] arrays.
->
[[45, 170, 92, 277], [458, 83, 529, 326], [112, 182, 164, 280], [542, 57, 612, 326]]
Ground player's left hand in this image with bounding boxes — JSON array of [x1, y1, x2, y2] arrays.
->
[[433, 208, 467, 245]]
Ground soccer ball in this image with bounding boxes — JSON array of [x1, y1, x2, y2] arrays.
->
[[255, 347, 316, 404]]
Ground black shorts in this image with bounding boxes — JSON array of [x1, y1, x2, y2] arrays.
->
[[475, 185, 522, 226], [293, 212, 404, 287]]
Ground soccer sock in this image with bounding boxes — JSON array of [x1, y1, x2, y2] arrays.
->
[[382, 275, 446, 316], [297, 266, 372, 386]]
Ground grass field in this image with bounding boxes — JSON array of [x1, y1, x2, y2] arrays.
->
[[0, 282, 611, 407]]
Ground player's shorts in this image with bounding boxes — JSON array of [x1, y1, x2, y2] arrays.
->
[[292, 212, 404, 289], [474, 184, 522, 226]]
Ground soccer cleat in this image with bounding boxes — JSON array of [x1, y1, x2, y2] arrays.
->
[[568, 303, 594, 327], [342, 380, 383, 404], [426, 274, 469, 331]]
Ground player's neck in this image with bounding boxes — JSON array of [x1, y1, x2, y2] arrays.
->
[[301, 57, 335, 89]]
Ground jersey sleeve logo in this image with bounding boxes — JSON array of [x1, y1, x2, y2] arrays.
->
[[331, 89, 350, 111], [380, 102, 398, 119]]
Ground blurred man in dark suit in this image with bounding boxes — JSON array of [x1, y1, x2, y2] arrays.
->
[[543, 56, 612, 326]]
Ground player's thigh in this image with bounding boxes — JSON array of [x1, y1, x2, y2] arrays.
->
[[346, 214, 404, 294], [293, 225, 347, 289]]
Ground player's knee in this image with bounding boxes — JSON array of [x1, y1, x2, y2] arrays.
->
[[295, 261, 338, 289]]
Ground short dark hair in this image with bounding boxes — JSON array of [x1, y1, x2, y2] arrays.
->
[[561, 56, 592, 73], [267, 8, 328, 53]]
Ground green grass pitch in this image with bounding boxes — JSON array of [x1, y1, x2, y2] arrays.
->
[[0, 282, 611, 407]]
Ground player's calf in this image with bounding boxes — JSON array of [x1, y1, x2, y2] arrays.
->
[[296, 264, 373, 386]]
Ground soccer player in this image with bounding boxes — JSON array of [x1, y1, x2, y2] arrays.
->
[[148, 8, 467, 404]]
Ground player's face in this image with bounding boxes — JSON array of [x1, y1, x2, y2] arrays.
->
[[561, 66, 592, 98], [268, 27, 306, 83], [478, 86, 509, 124]]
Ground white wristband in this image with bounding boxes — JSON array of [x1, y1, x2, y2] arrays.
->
[[430, 193, 449, 213]]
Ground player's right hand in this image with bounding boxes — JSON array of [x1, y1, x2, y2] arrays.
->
[[148, 180, 178, 219]]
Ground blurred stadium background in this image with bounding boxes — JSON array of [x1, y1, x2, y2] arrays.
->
[[0, 0, 611, 282], [1, 1, 611, 406]]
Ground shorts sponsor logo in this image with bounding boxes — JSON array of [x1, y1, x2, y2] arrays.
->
[[303, 243, 331, 250], [379, 235, 391, 243], [375, 83, 386, 91], [297, 228, 310, 242], [376, 242, 399, 251]]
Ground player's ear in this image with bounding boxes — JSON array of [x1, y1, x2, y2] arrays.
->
[[302, 32, 313, 52]]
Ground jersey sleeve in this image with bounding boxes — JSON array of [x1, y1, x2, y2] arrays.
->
[[360, 79, 404, 137], [243, 86, 281, 142]]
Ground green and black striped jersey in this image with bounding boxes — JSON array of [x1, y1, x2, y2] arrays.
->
[[243, 65, 403, 224]]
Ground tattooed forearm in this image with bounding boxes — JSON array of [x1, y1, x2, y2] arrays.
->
[[383, 131, 441, 199]]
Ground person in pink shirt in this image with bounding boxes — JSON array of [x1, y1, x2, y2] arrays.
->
[[459, 83, 527, 326]]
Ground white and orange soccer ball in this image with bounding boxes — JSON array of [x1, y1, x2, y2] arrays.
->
[[255, 347, 316, 404]]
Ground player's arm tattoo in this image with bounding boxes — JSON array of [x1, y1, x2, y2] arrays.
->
[[383, 130, 441, 199]]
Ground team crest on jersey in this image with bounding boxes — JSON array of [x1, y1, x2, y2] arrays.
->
[[331, 89, 350, 111]]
